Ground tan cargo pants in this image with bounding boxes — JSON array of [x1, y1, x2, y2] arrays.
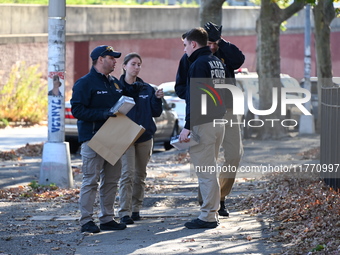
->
[[118, 139, 153, 218], [219, 109, 244, 200], [190, 122, 225, 222], [79, 141, 122, 226]]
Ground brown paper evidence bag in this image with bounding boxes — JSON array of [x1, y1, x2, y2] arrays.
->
[[88, 112, 145, 166]]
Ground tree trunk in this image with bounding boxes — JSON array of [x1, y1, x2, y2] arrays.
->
[[256, 1, 283, 139], [199, 0, 225, 26], [256, 0, 305, 139], [313, 0, 335, 132]]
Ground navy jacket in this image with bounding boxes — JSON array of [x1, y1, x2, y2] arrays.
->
[[184, 46, 227, 129], [120, 75, 163, 143], [71, 66, 137, 143], [175, 39, 245, 108], [213, 39, 245, 81]]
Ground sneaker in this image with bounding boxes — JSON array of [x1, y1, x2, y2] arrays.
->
[[100, 220, 127, 231], [184, 218, 219, 229], [121, 215, 134, 224], [218, 201, 230, 217], [131, 212, 141, 221], [81, 221, 100, 233]]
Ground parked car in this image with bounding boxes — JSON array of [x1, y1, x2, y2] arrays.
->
[[65, 96, 179, 153], [151, 84, 180, 150], [235, 68, 304, 138], [64, 102, 80, 154], [158, 81, 186, 130], [299, 77, 340, 124]]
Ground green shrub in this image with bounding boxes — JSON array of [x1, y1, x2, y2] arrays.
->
[[0, 62, 47, 125]]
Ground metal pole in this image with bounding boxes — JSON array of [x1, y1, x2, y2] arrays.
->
[[299, 4, 315, 134], [40, 0, 73, 188], [47, 0, 66, 143]]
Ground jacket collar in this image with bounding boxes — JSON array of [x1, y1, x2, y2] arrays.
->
[[119, 74, 144, 85], [91, 66, 117, 82], [188, 46, 211, 63]]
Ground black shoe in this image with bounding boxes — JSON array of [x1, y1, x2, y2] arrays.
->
[[218, 201, 230, 217], [81, 221, 100, 233], [121, 215, 134, 224], [131, 212, 141, 221], [100, 220, 127, 231], [184, 218, 219, 229]]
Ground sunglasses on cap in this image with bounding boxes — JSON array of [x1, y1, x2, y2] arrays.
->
[[100, 46, 115, 57]]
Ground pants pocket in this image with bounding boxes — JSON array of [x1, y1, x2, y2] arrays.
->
[[189, 126, 205, 154], [81, 142, 97, 176]]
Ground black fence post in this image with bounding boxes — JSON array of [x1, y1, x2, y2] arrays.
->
[[320, 86, 340, 191]]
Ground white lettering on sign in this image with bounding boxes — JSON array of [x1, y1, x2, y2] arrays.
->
[[51, 98, 62, 133]]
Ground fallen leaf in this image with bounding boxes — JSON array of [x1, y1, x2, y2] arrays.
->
[[181, 238, 195, 243], [237, 170, 340, 254]]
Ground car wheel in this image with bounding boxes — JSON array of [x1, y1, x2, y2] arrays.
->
[[164, 123, 179, 151]]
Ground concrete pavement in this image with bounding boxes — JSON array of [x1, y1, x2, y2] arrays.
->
[[74, 174, 281, 255], [0, 131, 320, 254], [74, 133, 320, 255], [0, 125, 47, 151]]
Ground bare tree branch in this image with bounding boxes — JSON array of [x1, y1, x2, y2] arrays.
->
[[279, 0, 306, 22]]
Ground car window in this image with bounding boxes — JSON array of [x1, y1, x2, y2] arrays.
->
[[236, 77, 258, 93], [282, 77, 302, 97], [281, 77, 300, 88]]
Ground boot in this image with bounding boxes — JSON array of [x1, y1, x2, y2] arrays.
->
[[131, 212, 141, 221], [218, 201, 229, 217]]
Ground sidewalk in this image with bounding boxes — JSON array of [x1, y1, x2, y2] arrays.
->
[[0, 125, 47, 152], [0, 133, 320, 255], [75, 133, 319, 255]]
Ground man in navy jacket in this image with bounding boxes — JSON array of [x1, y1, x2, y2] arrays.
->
[[71, 45, 137, 233], [175, 22, 245, 218], [178, 27, 226, 229]]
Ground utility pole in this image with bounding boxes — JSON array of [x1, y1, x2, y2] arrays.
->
[[299, 4, 315, 134], [40, 0, 73, 188]]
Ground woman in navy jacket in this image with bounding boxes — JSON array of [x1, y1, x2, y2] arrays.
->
[[118, 52, 163, 224]]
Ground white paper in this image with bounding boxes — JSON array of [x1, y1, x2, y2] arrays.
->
[[170, 134, 199, 150], [110, 96, 135, 115]]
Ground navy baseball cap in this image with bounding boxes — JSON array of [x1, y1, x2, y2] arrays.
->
[[90, 45, 121, 60]]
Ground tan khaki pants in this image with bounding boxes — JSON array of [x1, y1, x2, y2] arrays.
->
[[118, 139, 153, 218], [198, 109, 243, 205], [190, 122, 225, 222], [219, 109, 243, 200], [79, 141, 122, 226]]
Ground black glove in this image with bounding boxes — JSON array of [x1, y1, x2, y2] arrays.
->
[[204, 21, 222, 42], [132, 81, 146, 92], [103, 110, 117, 119]]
